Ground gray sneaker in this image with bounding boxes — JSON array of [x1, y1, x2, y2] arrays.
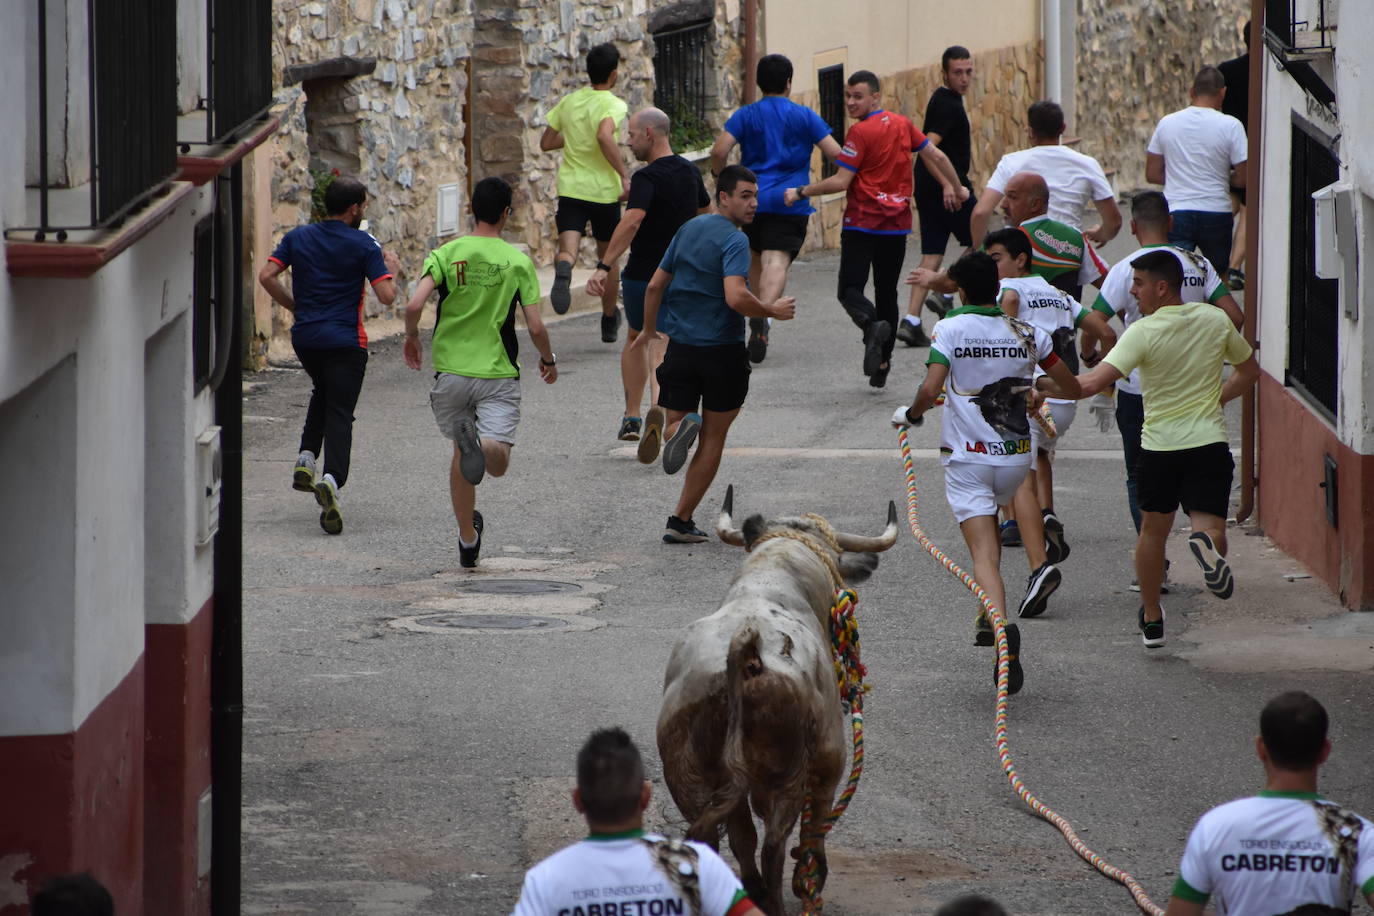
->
[[454, 417, 486, 486], [662, 412, 701, 475], [293, 451, 317, 492], [313, 473, 343, 535]]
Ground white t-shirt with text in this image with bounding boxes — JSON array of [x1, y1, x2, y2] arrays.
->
[[1147, 106, 1247, 213], [987, 145, 1114, 228], [998, 275, 1088, 405]]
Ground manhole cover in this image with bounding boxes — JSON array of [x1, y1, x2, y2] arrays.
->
[[453, 579, 582, 596], [416, 613, 569, 631]]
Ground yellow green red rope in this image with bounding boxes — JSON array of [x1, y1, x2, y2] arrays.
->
[[896, 425, 1165, 916]]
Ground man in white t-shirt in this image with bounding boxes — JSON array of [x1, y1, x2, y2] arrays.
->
[[1165, 691, 1374, 916], [971, 100, 1121, 249], [512, 728, 759, 916], [893, 251, 1081, 693], [1146, 66, 1248, 278]]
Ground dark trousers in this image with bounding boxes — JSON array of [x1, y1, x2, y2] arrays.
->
[[1115, 389, 1144, 532], [837, 230, 907, 364], [1168, 209, 1234, 279], [295, 345, 368, 489]]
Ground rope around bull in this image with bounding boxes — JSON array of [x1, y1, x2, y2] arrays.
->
[[896, 425, 1165, 916]]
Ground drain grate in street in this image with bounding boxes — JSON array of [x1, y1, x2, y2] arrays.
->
[[453, 579, 582, 596], [415, 613, 570, 631]]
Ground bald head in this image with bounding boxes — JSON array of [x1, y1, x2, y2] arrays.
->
[[628, 107, 672, 161], [632, 107, 670, 135], [1000, 171, 1049, 224]]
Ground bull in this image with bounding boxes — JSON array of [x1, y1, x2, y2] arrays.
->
[[656, 486, 898, 915]]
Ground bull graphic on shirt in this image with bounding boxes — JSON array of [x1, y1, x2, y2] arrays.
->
[[1052, 326, 1080, 373], [468, 260, 512, 288], [951, 376, 1034, 438]]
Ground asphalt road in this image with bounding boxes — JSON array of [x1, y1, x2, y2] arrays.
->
[[240, 237, 1374, 915]]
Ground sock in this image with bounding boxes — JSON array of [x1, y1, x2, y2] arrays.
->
[[459, 533, 478, 548], [903, 315, 921, 326]]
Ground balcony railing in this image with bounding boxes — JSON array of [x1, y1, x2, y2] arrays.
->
[[209, 0, 273, 144], [1265, 0, 1335, 56]]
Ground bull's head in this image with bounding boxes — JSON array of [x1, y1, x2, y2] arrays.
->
[[715, 485, 899, 583]]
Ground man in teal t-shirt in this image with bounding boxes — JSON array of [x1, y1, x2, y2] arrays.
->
[[403, 177, 559, 569]]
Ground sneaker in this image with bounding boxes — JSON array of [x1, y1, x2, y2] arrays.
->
[[999, 519, 1022, 547], [895, 320, 930, 348], [747, 317, 769, 364], [453, 417, 486, 486], [662, 412, 701, 475], [638, 406, 665, 463], [1138, 605, 1165, 648], [863, 320, 892, 377], [663, 515, 708, 544], [868, 363, 890, 388], [926, 294, 954, 318], [1227, 268, 1245, 292], [993, 622, 1025, 695], [974, 611, 994, 647], [1188, 531, 1234, 599], [550, 260, 573, 314], [617, 417, 642, 441], [459, 510, 484, 569], [1042, 511, 1070, 563], [1018, 562, 1062, 618], [313, 473, 343, 535], [601, 308, 622, 343], [293, 450, 317, 492]]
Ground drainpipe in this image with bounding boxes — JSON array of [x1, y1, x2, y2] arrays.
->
[[1043, 0, 1061, 102], [1236, 0, 1264, 524], [743, 0, 757, 104]]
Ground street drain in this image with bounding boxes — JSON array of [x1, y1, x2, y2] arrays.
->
[[417, 613, 568, 631], [453, 579, 582, 596]]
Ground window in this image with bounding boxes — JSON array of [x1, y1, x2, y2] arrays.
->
[[1286, 120, 1340, 418], [652, 22, 713, 152], [817, 65, 845, 179]]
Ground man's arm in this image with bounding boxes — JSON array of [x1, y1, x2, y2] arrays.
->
[[1145, 152, 1166, 185], [709, 129, 737, 176], [901, 362, 950, 424], [402, 275, 437, 370], [998, 288, 1022, 317], [630, 267, 674, 348], [1229, 159, 1247, 189], [539, 126, 564, 152], [969, 189, 1003, 248], [257, 260, 295, 312], [520, 305, 559, 384], [1085, 196, 1123, 246], [1078, 308, 1118, 361], [1219, 352, 1258, 405], [1041, 360, 1121, 399], [372, 277, 398, 306], [817, 135, 843, 161], [723, 275, 796, 320], [586, 208, 646, 296], [907, 267, 959, 295], [596, 117, 630, 201], [1163, 898, 1206, 916], [915, 143, 968, 211], [783, 164, 855, 205], [1215, 291, 1244, 328]]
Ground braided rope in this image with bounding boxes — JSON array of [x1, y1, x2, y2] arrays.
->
[[896, 426, 1165, 916]]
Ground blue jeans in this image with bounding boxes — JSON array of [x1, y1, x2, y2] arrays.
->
[[1167, 209, 1233, 278], [1115, 390, 1144, 533]]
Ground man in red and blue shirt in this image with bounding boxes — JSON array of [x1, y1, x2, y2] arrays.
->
[[785, 70, 966, 387], [258, 176, 398, 534]]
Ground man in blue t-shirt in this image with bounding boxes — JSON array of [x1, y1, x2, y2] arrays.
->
[[630, 165, 796, 543], [710, 54, 840, 364], [258, 176, 398, 534]]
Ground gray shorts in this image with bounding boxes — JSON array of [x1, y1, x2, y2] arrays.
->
[[429, 373, 521, 444]]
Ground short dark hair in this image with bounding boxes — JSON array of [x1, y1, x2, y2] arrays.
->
[[472, 176, 513, 225], [716, 164, 757, 201], [1261, 691, 1329, 770], [942, 46, 972, 72], [323, 176, 366, 216], [31, 873, 114, 916], [935, 895, 1009, 916], [947, 251, 999, 306], [1027, 100, 1065, 139], [577, 727, 645, 823], [1131, 190, 1171, 228], [756, 54, 793, 94], [847, 70, 880, 94], [984, 227, 1032, 271], [587, 42, 620, 84], [1193, 65, 1226, 96], [1130, 249, 1184, 292]]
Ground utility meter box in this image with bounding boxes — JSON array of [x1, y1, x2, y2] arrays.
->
[[196, 425, 222, 546]]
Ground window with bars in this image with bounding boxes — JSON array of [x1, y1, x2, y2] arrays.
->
[[817, 65, 845, 179], [652, 21, 713, 152], [1286, 120, 1340, 418]]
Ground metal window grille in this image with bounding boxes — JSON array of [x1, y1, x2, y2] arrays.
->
[[210, 0, 274, 143], [653, 22, 710, 149], [1285, 121, 1340, 418], [817, 65, 845, 179], [1265, 0, 1334, 54]]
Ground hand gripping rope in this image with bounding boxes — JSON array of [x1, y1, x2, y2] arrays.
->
[[896, 425, 1166, 916]]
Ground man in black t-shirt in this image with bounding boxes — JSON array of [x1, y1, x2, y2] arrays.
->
[[1216, 21, 1250, 290], [588, 107, 710, 441], [899, 46, 978, 348]]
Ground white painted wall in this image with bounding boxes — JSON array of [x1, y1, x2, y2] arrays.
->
[[176, 0, 208, 115]]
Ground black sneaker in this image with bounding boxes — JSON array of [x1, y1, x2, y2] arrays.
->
[[974, 611, 994, 646], [863, 320, 891, 377], [1018, 562, 1061, 618], [1227, 268, 1245, 292], [663, 515, 708, 544], [550, 261, 573, 314], [926, 294, 954, 318], [662, 412, 701, 475], [993, 622, 1024, 695], [747, 317, 769, 364], [1043, 511, 1070, 563], [617, 417, 642, 441], [601, 308, 622, 343], [1138, 605, 1165, 648], [868, 363, 890, 388], [895, 320, 930, 348], [459, 511, 484, 568], [1188, 531, 1234, 599], [453, 417, 485, 485], [999, 519, 1022, 547]]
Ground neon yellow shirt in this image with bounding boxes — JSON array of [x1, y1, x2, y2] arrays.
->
[[1102, 300, 1252, 451], [422, 235, 540, 379], [547, 87, 628, 203]]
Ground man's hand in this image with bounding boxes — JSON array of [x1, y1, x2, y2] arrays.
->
[[891, 405, 922, 428], [942, 184, 970, 212], [1083, 226, 1110, 246], [587, 269, 609, 297], [770, 296, 797, 321], [383, 250, 401, 275], [629, 327, 662, 352], [908, 267, 940, 288], [538, 360, 558, 384], [619, 177, 631, 203], [783, 187, 804, 207], [403, 334, 422, 370]]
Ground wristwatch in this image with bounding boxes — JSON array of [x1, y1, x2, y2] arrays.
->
[[540, 354, 557, 367], [905, 406, 921, 425], [796, 186, 808, 199], [594, 261, 611, 272]]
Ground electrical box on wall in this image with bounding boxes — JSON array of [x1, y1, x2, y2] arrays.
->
[[436, 183, 461, 237], [196, 426, 222, 546]]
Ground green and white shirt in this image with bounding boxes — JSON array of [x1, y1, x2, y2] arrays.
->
[[929, 306, 1059, 467], [1018, 215, 1108, 288], [1174, 791, 1374, 915], [421, 235, 541, 379]]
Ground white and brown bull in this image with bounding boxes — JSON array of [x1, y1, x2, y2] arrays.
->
[[656, 486, 898, 915]]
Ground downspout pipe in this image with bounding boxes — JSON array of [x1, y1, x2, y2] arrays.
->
[[1043, 0, 1061, 102], [743, 0, 757, 104], [1236, 0, 1264, 524]]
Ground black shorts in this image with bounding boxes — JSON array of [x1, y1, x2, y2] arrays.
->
[[656, 340, 751, 413], [1050, 271, 1083, 303], [1137, 441, 1235, 517], [915, 190, 975, 255], [555, 197, 621, 242], [743, 211, 808, 257]]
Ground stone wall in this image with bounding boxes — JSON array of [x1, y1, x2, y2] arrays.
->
[[1075, 0, 1248, 192]]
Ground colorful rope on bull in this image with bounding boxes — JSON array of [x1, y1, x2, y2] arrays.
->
[[791, 587, 868, 914], [896, 425, 1166, 916]]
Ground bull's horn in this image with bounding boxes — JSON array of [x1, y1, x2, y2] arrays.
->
[[833, 501, 900, 553], [716, 484, 747, 546]]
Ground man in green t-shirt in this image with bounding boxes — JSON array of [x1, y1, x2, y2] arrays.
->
[[540, 42, 630, 342], [403, 177, 559, 568]]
